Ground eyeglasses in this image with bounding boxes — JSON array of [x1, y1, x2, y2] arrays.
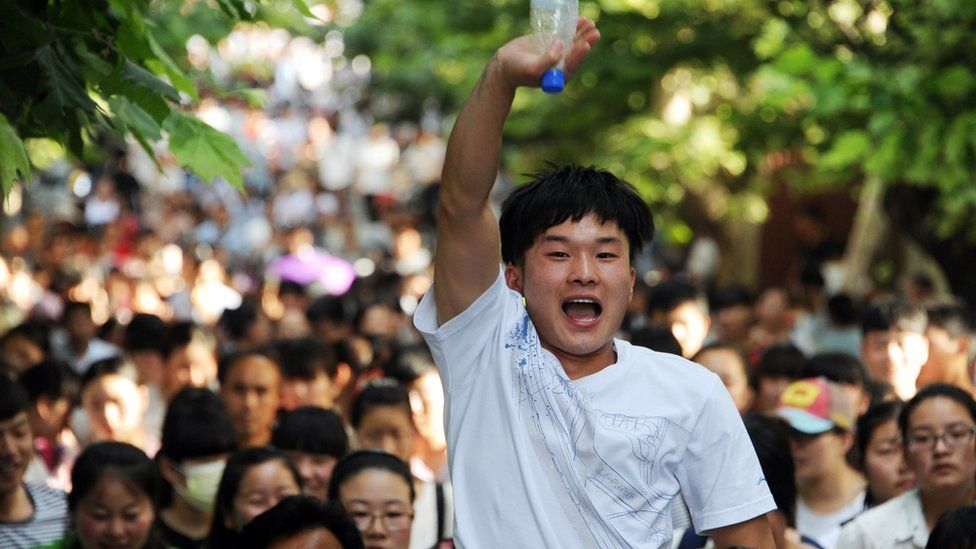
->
[[906, 426, 976, 453], [347, 510, 413, 532]]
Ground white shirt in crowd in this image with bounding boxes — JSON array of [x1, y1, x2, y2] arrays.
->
[[414, 268, 775, 548], [796, 490, 866, 549], [836, 488, 928, 549]]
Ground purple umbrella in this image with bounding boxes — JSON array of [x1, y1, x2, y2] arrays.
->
[[269, 249, 356, 295]]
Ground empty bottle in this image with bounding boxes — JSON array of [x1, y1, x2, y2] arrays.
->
[[530, 0, 578, 93]]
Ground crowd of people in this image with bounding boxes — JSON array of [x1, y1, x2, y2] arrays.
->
[[3, 19, 976, 549]]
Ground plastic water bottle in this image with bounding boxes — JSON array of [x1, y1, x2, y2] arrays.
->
[[531, 0, 578, 94]]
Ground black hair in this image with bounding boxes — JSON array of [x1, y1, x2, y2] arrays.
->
[[217, 350, 280, 385], [272, 407, 349, 459], [160, 388, 237, 462], [498, 164, 654, 267], [18, 360, 79, 406], [161, 321, 196, 359], [802, 353, 868, 388], [1, 320, 51, 358], [742, 413, 796, 527], [306, 295, 353, 326], [630, 326, 682, 356], [276, 338, 338, 380], [0, 375, 31, 421], [899, 384, 976, 443], [754, 342, 805, 381], [646, 280, 708, 316], [854, 401, 904, 471], [865, 379, 897, 408], [61, 300, 92, 323], [926, 505, 976, 549], [218, 301, 260, 340], [350, 378, 412, 429], [862, 297, 927, 335], [711, 284, 754, 311], [124, 313, 167, 353], [927, 303, 971, 340], [384, 345, 437, 386], [80, 356, 132, 392], [279, 280, 307, 299], [68, 442, 165, 549], [826, 294, 859, 327], [327, 450, 415, 503], [208, 446, 304, 547], [239, 496, 364, 549]]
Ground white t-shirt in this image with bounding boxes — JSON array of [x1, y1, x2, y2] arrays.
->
[[796, 490, 866, 549], [414, 269, 775, 548]]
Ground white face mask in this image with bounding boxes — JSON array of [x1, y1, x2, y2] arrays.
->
[[174, 459, 226, 512]]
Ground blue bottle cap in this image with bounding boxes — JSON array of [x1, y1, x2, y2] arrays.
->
[[541, 69, 565, 94]]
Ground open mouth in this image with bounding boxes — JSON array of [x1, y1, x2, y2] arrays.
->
[[562, 298, 602, 323]]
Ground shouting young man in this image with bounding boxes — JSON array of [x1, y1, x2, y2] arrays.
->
[[413, 18, 775, 548]]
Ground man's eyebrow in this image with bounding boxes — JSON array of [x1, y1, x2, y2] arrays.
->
[[596, 236, 623, 245]]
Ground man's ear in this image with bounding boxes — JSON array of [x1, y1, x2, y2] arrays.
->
[[504, 265, 524, 295], [332, 363, 352, 400]]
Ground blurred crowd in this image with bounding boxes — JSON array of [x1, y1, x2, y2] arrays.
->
[[2, 23, 976, 549]]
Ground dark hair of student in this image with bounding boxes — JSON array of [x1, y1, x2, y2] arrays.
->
[[854, 400, 904, 470], [498, 164, 654, 267], [68, 441, 165, 549], [752, 342, 805, 390], [1, 320, 51, 357], [272, 406, 349, 459], [0, 375, 31, 421], [802, 352, 868, 388], [925, 505, 976, 549], [239, 496, 364, 549], [646, 279, 708, 317], [207, 446, 303, 548], [926, 303, 971, 339], [742, 413, 797, 527], [629, 326, 682, 356], [861, 297, 927, 335], [275, 337, 338, 380], [123, 313, 167, 353], [18, 360, 79, 406], [327, 450, 415, 503], [899, 383, 976, 443], [158, 388, 238, 506], [350, 378, 412, 429], [79, 356, 130, 392]]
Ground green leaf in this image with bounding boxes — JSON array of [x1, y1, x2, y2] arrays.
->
[[163, 112, 250, 189], [291, 0, 316, 19], [108, 96, 161, 141], [819, 130, 871, 171], [35, 45, 97, 113], [222, 87, 268, 107], [119, 61, 180, 102], [146, 34, 199, 100], [931, 65, 976, 102], [0, 113, 31, 195]]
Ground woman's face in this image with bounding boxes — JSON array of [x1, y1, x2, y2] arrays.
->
[[905, 396, 976, 495], [863, 419, 915, 503], [356, 407, 415, 464], [339, 469, 413, 549], [284, 451, 338, 502], [228, 460, 302, 531], [82, 374, 145, 443], [73, 474, 155, 549]]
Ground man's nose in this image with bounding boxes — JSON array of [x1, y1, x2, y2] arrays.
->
[[570, 256, 597, 284]]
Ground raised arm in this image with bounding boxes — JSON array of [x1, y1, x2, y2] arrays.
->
[[433, 19, 600, 325]]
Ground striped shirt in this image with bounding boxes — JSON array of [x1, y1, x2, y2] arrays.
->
[[0, 483, 69, 548]]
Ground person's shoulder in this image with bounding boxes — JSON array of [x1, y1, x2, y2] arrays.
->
[[25, 482, 68, 514], [844, 489, 913, 530]]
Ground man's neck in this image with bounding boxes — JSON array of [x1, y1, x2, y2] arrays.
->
[[543, 341, 617, 381], [920, 484, 975, 529], [799, 465, 865, 513], [0, 484, 34, 523]]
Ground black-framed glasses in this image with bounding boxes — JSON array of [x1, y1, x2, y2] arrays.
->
[[347, 509, 413, 532], [906, 426, 976, 453]]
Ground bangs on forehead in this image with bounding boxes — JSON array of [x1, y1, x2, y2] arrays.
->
[[500, 164, 654, 266]]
